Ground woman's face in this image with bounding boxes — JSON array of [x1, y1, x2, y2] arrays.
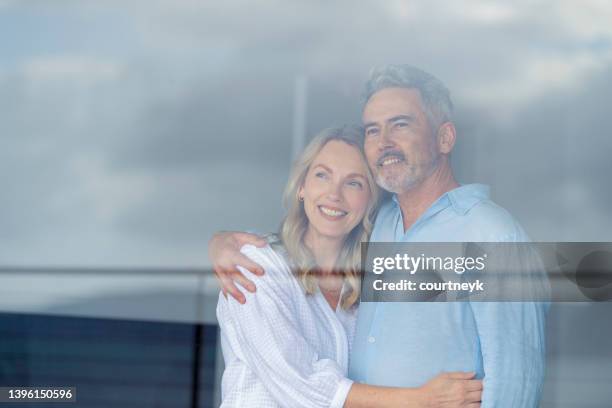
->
[[299, 140, 372, 241]]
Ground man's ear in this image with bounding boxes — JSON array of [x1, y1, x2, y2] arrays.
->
[[437, 122, 456, 154]]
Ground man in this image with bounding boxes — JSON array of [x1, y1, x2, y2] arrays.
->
[[209, 65, 548, 407]]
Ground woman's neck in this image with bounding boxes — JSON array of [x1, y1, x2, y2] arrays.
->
[[303, 227, 343, 272], [304, 227, 345, 310]]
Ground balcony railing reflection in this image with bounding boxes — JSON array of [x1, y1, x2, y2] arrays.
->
[[0, 266, 221, 408]]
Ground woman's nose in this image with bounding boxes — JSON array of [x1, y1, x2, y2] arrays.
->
[[326, 182, 343, 202]]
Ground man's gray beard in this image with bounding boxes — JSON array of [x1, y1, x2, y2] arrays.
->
[[376, 171, 418, 193], [375, 154, 441, 194]]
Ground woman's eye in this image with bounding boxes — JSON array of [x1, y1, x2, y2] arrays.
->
[[315, 172, 328, 179], [347, 180, 363, 188]]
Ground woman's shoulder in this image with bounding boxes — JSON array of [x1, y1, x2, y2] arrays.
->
[[239, 240, 294, 282], [235, 244, 303, 306]]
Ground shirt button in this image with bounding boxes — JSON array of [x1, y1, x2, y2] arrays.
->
[[367, 336, 376, 343]]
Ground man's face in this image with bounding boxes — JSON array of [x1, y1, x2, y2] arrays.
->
[[362, 87, 441, 194]]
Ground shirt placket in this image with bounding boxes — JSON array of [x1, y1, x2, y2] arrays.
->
[[364, 197, 453, 379]]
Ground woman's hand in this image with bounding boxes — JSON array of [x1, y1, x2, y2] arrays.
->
[[208, 231, 267, 303], [419, 372, 482, 408]]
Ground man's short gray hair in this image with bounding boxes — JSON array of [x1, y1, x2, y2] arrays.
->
[[363, 65, 453, 129]]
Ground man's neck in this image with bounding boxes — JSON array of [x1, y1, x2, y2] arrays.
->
[[396, 161, 459, 232]]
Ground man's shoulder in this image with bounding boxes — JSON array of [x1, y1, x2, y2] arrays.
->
[[463, 198, 529, 242]]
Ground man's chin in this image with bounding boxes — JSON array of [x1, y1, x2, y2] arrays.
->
[[376, 175, 418, 194], [376, 176, 404, 194]]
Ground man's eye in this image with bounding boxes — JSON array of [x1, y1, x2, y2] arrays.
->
[[394, 121, 408, 128], [366, 128, 379, 136]]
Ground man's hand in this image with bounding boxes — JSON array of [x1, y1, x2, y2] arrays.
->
[[208, 231, 267, 304], [420, 372, 482, 408]]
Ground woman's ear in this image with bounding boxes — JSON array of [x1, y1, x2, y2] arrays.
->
[[437, 122, 457, 154], [298, 185, 305, 202]]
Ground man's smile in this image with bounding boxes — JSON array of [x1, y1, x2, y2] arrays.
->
[[377, 152, 405, 168]]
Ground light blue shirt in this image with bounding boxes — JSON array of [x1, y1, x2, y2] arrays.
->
[[349, 184, 548, 407]]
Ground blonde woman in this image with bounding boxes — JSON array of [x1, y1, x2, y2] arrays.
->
[[215, 126, 482, 408]]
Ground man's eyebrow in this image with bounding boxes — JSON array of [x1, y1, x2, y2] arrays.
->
[[364, 115, 416, 129], [387, 114, 416, 124]]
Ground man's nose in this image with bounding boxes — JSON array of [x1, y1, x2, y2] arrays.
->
[[377, 126, 394, 150]]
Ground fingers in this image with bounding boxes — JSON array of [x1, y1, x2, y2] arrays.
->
[[444, 371, 476, 380], [214, 268, 227, 299], [234, 253, 265, 276], [465, 390, 482, 403], [235, 232, 267, 248], [210, 231, 265, 275], [218, 270, 246, 304], [466, 380, 483, 391], [215, 248, 264, 276], [214, 261, 256, 292], [232, 270, 257, 293]]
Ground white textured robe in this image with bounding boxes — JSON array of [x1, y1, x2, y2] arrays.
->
[[217, 244, 357, 408]]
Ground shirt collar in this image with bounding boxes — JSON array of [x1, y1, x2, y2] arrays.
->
[[447, 183, 490, 215], [391, 183, 490, 216]]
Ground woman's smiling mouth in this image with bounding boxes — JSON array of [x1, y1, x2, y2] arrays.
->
[[318, 205, 348, 218]]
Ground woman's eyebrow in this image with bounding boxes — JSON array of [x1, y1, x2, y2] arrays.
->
[[345, 172, 367, 180], [312, 163, 332, 173]]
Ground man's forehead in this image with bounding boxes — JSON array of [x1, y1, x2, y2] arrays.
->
[[362, 87, 424, 123]]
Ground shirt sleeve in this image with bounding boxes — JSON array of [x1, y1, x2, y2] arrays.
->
[[469, 237, 549, 407], [217, 244, 353, 408], [469, 301, 548, 407]]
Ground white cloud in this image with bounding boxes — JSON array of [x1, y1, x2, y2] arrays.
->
[[22, 56, 124, 82], [557, 0, 612, 39], [385, 0, 518, 24]]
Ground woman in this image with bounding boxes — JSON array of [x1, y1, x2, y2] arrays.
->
[[216, 126, 482, 407]]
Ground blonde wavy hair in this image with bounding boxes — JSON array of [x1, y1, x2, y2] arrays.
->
[[277, 125, 381, 309]]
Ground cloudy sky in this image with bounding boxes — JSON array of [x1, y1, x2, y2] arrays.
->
[[1, 0, 612, 268]]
